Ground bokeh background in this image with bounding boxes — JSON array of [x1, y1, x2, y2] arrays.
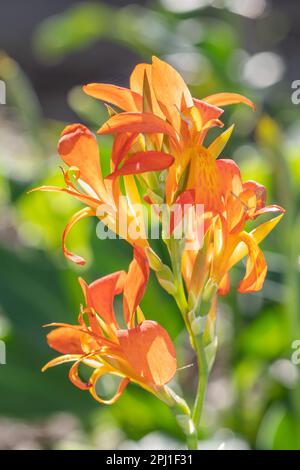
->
[[0, 0, 300, 450]]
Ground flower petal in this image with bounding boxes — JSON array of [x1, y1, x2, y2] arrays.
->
[[208, 124, 235, 160], [203, 92, 255, 110], [62, 207, 95, 265], [151, 56, 193, 132], [98, 112, 179, 149], [117, 320, 177, 386], [123, 246, 150, 327], [58, 124, 108, 201], [89, 367, 129, 404], [83, 83, 142, 111], [47, 326, 85, 355], [107, 151, 174, 178], [237, 232, 267, 293], [83, 271, 126, 330]]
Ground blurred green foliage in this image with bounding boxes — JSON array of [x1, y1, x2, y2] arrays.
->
[[0, 0, 300, 450]]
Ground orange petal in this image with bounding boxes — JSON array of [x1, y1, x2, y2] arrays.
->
[[117, 320, 177, 386], [83, 83, 142, 111], [47, 326, 84, 355], [111, 132, 138, 171], [107, 151, 174, 178], [83, 271, 126, 329], [123, 246, 150, 327], [203, 92, 255, 110], [218, 272, 230, 296], [237, 232, 267, 293], [193, 98, 223, 124], [151, 56, 193, 133], [229, 214, 284, 267], [62, 207, 95, 265], [42, 354, 82, 372], [98, 112, 179, 149], [69, 359, 91, 390], [30, 185, 101, 210], [58, 124, 107, 200], [89, 367, 129, 404]]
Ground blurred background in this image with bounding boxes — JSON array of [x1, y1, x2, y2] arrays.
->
[[0, 0, 300, 450]]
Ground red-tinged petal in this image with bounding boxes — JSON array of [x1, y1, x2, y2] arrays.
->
[[242, 180, 266, 210], [117, 320, 177, 386], [237, 232, 267, 293], [89, 367, 129, 405], [254, 204, 285, 217], [83, 83, 142, 111], [83, 271, 126, 329], [203, 92, 255, 110], [193, 98, 223, 124], [62, 207, 95, 265], [151, 56, 193, 133], [47, 326, 85, 355], [58, 124, 107, 201], [111, 132, 138, 171], [108, 151, 174, 178], [98, 112, 179, 149], [123, 246, 150, 327]]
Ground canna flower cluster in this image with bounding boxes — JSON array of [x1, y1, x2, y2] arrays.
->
[[35, 56, 284, 448]]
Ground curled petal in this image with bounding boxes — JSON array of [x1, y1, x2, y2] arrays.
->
[[237, 232, 267, 293], [83, 83, 142, 111], [68, 360, 91, 390], [29, 185, 101, 210], [203, 92, 255, 110], [229, 214, 284, 268], [42, 354, 82, 372], [62, 207, 95, 265], [89, 367, 129, 405]]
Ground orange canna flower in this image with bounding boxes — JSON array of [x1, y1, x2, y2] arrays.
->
[[32, 123, 174, 265], [183, 159, 285, 297], [43, 247, 177, 403], [84, 56, 254, 206]]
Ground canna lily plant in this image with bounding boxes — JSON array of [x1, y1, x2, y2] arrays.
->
[[34, 56, 285, 450]]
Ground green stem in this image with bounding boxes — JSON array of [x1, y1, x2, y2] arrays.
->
[[191, 334, 208, 429], [167, 238, 210, 449]]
